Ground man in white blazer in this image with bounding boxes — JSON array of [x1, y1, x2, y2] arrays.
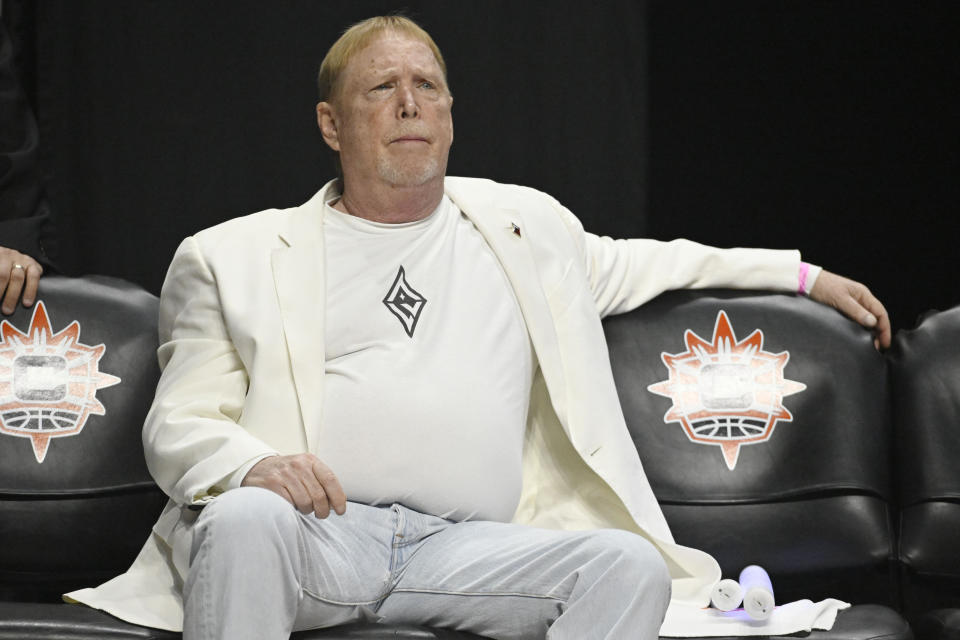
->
[[66, 15, 891, 640]]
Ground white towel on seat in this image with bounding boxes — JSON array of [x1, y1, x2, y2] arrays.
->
[[661, 598, 850, 637]]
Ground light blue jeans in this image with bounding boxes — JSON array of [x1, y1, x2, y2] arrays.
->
[[183, 487, 670, 640]]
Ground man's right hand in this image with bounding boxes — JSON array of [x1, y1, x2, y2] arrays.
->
[[241, 454, 347, 518]]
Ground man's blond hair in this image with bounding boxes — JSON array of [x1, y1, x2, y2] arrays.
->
[[317, 15, 448, 103]]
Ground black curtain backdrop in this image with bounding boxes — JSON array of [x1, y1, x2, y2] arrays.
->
[[648, 0, 959, 332], [8, 0, 958, 331], [29, 0, 648, 296]]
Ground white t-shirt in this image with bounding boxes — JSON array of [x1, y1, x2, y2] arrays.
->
[[318, 195, 535, 522]]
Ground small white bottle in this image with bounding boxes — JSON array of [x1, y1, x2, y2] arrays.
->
[[739, 565, 775, 620], [710, 578, 744, 611]]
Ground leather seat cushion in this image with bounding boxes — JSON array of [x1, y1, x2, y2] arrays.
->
[[0, 603, 909, 640]]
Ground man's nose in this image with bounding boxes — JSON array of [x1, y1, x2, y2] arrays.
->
[[397, 85, 419, 119]]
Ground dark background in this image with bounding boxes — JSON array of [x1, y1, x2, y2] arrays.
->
[[4, 0, 957, 332]]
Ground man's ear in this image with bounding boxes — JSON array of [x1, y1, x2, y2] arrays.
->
[[316, 102, 340, 152]]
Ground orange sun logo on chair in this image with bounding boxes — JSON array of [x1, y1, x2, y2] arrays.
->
[[0, 302, 120, 463], [647, 310, 805, 470]]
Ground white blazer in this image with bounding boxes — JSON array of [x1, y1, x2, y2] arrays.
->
[[67, 177, 801, 632]]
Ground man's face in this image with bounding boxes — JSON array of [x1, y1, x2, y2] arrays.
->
[[317, 32, 453, 189]]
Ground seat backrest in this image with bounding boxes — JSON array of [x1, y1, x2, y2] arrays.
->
[[890, 305, 960, 619], [0, 275, 165, 601], [603, 289, 897, 606]]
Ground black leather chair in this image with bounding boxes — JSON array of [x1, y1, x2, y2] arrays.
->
[[915, 610, 960, 640], [0, 602, 482, 640], [604, 289, 908, 639], [0, 275, 165, 604], [0, 279, 912, 639], [891, 305, 960, 640]]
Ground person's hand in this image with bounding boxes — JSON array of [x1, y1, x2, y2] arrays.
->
[[808, 270, 891, 350], [241, 453, 347, 518], [0, 247, 43, 315]]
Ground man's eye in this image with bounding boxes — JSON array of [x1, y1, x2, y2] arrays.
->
[[373, 83, 392, 91], [419, 81, 435, 90]]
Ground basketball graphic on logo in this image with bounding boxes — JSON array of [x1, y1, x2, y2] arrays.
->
[[0, 302, 120, 463], [647, 310, 805, 470]]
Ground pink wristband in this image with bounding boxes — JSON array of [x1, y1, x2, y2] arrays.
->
[[798, 262, 811, 295]]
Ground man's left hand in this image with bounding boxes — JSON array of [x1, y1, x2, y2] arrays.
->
[[0, 247, 43, 315], [808, 270, 891, 350]]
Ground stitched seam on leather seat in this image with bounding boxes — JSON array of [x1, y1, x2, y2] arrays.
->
[[658, 488, 889, 506], [0, 483, 161, 498]]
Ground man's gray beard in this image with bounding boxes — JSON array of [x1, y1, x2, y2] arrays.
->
[[376, 155, 441, 187]]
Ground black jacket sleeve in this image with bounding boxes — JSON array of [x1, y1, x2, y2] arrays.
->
[[0, 20, 57, 270]]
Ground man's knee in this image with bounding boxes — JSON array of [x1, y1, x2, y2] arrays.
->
[[581, 529, 671, 592], [194, 486, 300, 550]]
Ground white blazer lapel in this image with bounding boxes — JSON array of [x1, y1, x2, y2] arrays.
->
[[446, 183, 570, 427], [272, 188, 330, 454]]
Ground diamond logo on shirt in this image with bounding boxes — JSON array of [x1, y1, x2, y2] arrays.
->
[[383, 266, 427, 338]]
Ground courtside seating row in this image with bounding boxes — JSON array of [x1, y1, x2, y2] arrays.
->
[[0, 275, 956, 640]]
